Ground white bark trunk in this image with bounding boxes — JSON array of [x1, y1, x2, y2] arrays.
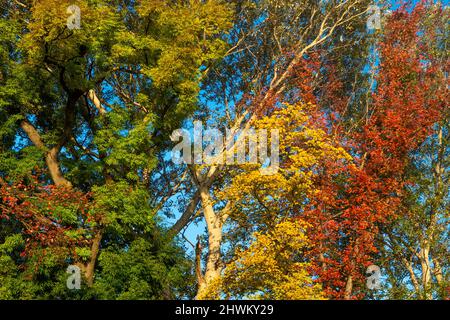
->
[[196, 185, 224, 299]]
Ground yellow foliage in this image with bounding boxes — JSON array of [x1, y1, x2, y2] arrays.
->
[[204, 103, 351, 299], [219, 102, 351, 225], [201, 219, 325, 300]]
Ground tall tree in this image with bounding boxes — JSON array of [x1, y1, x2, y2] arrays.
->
[[0, 0, 232, 298]]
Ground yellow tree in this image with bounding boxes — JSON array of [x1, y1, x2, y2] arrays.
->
[[197, 102, 352, 299], [199, 219, 325, 300]]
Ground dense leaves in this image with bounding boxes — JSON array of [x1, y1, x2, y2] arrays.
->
[[0, 0, 448, 300]]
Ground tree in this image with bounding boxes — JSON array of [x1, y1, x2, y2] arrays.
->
[[373, 2, 449, 299], [306, 1, 449, 299], [169, 0, 375, 298], [194, 102, 349, 299], [200, 219, 325, 300], [0, 0, 232, 299]]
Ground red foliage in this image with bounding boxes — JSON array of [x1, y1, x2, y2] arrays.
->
[[0, 175, 101, 270], [303, 3, 447, 299]]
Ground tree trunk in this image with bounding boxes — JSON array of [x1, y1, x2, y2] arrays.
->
[[76, 229, 103, 287], [344, 275, 353, 300], [196, 185, 224, 299], [45, 147, 72, 188], [419, 246, 432, 299], [20, 120, 72, 187], [85, 229, 103, 286]]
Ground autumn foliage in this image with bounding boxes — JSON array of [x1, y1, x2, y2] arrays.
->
[[0, 175, 101, 274], [0, 0, 448, 300], [300, 3, 448, 299]]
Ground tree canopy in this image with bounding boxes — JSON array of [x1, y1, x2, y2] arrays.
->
[[0, 0, 448, 300]]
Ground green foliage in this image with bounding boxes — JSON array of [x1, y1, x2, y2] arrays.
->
[[0, 0, 232, 300], [93, 238, 194, 300]]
